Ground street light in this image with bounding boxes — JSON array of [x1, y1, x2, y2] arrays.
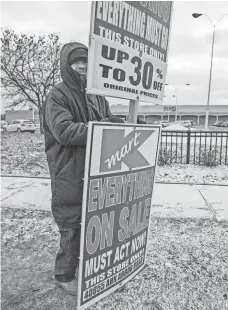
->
[[192, 13, 202, 18], [192, 13, 228, 129], [165, 83, 190, 122]]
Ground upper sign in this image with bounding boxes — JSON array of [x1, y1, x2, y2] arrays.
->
[[87, 1, 173, 103]]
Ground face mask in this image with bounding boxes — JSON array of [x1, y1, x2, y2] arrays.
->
[[71, 61, 88, 76]]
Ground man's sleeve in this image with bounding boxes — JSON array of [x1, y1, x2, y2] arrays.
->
[[45, 90, 88, 146], [104, 98, 114, 118]]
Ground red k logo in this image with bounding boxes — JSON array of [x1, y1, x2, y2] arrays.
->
[[99, 128, 154, 172]]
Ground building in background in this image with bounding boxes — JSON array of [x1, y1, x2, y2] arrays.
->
[[5, 109, 39, 124], [110, 104, 228, 125], [4, 104, 228, 126]]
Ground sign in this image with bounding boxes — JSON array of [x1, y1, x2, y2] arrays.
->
[[77, 122, 161, 309], [163, 105, 176, 112], [87, 37, 167, 102], [87, 1, 173, 103]]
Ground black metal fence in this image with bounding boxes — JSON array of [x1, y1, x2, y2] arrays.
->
[[160, 130, 228, 165]]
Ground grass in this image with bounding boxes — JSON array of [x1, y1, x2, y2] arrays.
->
[[1, 207, 228, 310], [1, 133, 228, 309]]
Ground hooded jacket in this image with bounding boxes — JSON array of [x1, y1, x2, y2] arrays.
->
[[43, 42, 113, 228]]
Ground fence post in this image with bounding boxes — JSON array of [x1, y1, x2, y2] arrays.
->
[[186, 128, 191, 164]]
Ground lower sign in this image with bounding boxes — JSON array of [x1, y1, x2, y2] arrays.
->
[[87, 36, 167, 103], [77, 122, 161, 309]]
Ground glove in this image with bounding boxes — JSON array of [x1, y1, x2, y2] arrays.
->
[[109, 115, 125, 123], [100, 115, 125, 123]]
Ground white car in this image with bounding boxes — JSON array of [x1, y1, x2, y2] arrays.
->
[[1, 120, 8, 128], [180, 120, 195, 127], [2, 119, 36, 133], [153, 120, 170, 128], [164, 123, 189, 131]]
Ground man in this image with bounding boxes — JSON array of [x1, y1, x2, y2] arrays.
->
[[43, 42, 124, 296]]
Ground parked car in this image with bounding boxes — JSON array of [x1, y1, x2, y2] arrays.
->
[[1, 120, 8, 128], [153, 120, 170, 127], [212, 121, 225, 127], [221, 121, 228, 127], [2, 119, 36, 133], [180, 120, 195, 127]]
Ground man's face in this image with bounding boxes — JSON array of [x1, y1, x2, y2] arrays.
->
[[71, 60, 88, 77]]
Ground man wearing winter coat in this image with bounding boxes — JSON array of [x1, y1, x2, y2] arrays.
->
[[43, 42, 124, 296]]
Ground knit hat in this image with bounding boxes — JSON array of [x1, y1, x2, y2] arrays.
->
[[68, 48, 88, 65]]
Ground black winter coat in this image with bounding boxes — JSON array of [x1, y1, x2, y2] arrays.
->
[[43, 42, 113, 228]]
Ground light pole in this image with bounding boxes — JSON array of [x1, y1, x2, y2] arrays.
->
[[173, 89, 178, 122], [165, 83, 190, 122], [192, 13, 228, 129], [163, 95, 170, 121]]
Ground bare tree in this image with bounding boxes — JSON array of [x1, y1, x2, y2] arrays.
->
[[1, 28, 61, 133]]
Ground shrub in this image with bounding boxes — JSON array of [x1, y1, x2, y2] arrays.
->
[[158, 148, 176, 166], [199, 147, 218, 167]]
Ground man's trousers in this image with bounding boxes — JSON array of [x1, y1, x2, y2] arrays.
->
[[55, 227, 81, 283]]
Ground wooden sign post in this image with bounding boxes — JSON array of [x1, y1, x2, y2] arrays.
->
[[128, 99, 139, 124]]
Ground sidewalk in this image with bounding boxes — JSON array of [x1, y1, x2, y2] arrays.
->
[[1, 176, 228, 221]]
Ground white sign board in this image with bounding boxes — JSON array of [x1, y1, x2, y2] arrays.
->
[[87, 1, 173, 103], [87, 36, 167, 102], [77, 122, 161, 309]]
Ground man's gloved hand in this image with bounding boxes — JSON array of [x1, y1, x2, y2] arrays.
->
[[100, 115, 125, 123], [109, 115, 125, 123]]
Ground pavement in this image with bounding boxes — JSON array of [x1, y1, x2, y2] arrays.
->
[[1, 176, 228, 221]]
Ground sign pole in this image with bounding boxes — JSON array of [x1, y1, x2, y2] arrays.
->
[[128, 98, 139, 124]]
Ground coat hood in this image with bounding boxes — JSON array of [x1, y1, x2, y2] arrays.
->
[[60, 42, 88, 91]]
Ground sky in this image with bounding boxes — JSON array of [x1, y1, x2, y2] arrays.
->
[[1, 0, 228, 108]]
